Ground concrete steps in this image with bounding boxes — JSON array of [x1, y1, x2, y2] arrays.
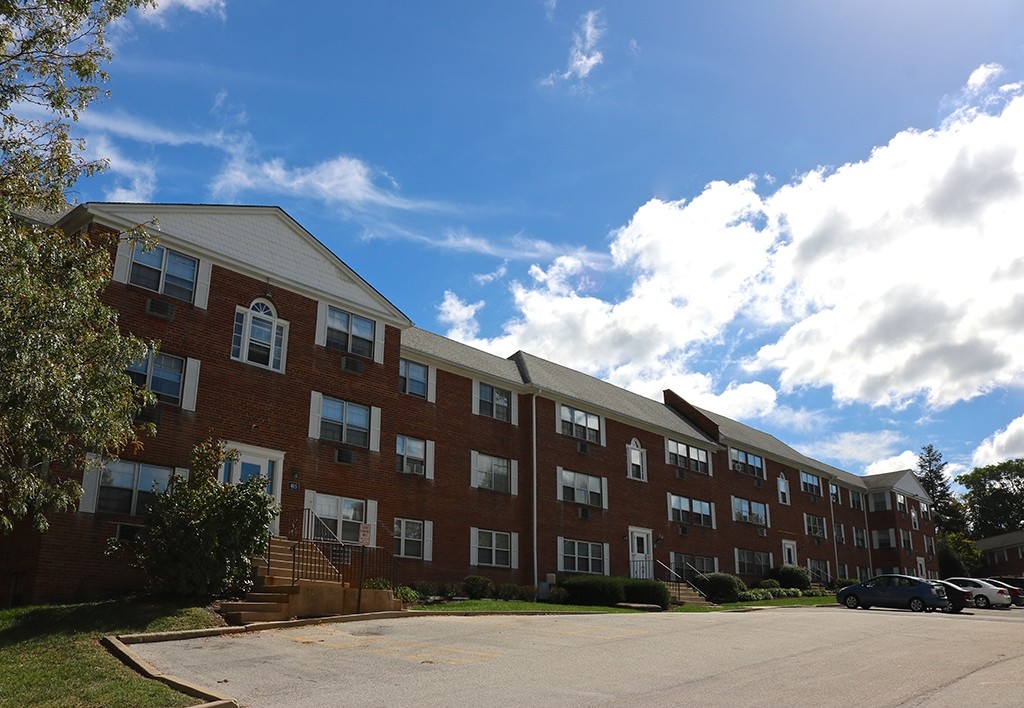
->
[[666, 582, 716, 607]]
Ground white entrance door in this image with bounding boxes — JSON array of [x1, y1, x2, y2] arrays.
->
[[222, 442, 284, 535], [629, 527, 653, 579], [916, 556, 926, 577], [782, 539, 798, 566]]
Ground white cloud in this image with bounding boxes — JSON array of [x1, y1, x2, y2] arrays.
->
[[800, 431, 905, 470], [864, 450, 919, 476], [544, 10, 605, 87], [967, 63, 1003, 93], [445, 69, 1024, 432], [83, 135, 157, 202], [474, 260, 509, 285], [141, 0, 227, 23], [972, 414, 1024, 467], [439, 291, 485, 341]]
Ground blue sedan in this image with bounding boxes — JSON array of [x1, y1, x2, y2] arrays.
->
[[837, 574, 949, 612]]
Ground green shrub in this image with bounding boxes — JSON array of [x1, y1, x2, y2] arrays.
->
[[496, 582, 520, 600], [769, 587, 803, 598], [623, 578, 671, 609], [393, 585, 420, 604], [547, 586, 570, 604], [363, 577, 393, 590], [769, 564, 811, 590], [461, 575, 495, 600], [516, 585, 537, 601], [801, 588, 832, 597], [756, 578, 781, 589], [737, 588, 774, 602], [694, 572, 746, 603], [561, 574, 626, 606]]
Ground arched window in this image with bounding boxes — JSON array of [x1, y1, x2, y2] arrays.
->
[[627, 438, 647, 482], [231, 298, 289, 372], [777, 474, 790, 505]]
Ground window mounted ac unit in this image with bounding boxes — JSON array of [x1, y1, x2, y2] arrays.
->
[[578, 506, 590, 520], [731, 461, 744, 473], [678, 524, 688, 536], [407, 461, 425, 476], [335, 448, 357, 465], [340, 356, 364, 374], [576, 441, 589, 454], [757, 527, 767, 537], [145, 297, 176, 321]]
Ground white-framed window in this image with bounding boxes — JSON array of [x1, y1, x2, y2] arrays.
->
[[804, 513, 827, 538], [326, 305, 374, 357], [834, 522, 845, 544], [128, 350, 200, 410], [80, 460, 181, 516], [920, 502, 929, 520], [829, 482, 841, 504], [396, 436, 434, 478], [627, 438, 647, 481], [219, 441, 284, 504], [850, 490, 864, 510], [800, 471, 822, 496], [393, 518, 432, 560], [399, 359, 428, 399], [470, 528, 518, 568], [308, 392, 381, 451], [924, 535, 936, 555], [471, 452, 517, 495], [853, 527, 867, 548], [672, 553, 718, 581], [667, 439, 710, 474], [128, 243, 198, 303], [732, 496, 768, 526], [896, 493, 908, 513], [305, 491, 377, 545], [735, 549, 771, 576], [730, 448, 764, 478], [807, 558, 830, 583], [910, 508, 919, 530], [559, 403, 601, 443], [478, 382, 511, 422], [558, 468, 607, 508], [667, 493, 715, 527], [231, 299, 288, 372], [558, 537, 608, 574], [900, 528, 913, 549], [872, 528, 896, 549], [857, 566, 870, 581], [777, 476, 790, 505], [869, 491, 891, 512]]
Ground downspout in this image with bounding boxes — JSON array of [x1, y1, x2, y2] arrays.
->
[[828, 476, 838, 581], [863, 495, 873, 574], [531, 387, 540, 590]]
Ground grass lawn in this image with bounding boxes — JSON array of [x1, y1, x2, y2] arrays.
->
[[0, 596, 224, 708]]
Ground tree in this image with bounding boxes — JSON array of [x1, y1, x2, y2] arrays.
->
[[1, 0, 153, 532], [914, 444, 966, 536], [959, 459, 1024, 539], [117, 439, 279, 597], [941, 532, 982, 575]]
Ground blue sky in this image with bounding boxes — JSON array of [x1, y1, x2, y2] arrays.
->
[[72, 1, 1024, 484]]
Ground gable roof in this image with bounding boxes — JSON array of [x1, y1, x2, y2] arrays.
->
[[861, 469, 931, 501], [511, 351, 716, 447], [401, 327, 523, 385], [695, 406, 827, 473], [61, 202, 411, 327]]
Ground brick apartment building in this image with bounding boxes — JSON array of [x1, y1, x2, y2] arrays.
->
[[0, 203, 941, 607]]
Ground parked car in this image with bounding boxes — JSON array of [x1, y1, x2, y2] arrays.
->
[[837, 574, 949, 612], [987, 575, 1024, 592], [983, 578, 1024, 606], [932, 579, 973, 614], [944, 577, 1012, 608]]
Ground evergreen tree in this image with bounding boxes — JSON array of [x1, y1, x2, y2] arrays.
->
[[914, 444, 966, 536]]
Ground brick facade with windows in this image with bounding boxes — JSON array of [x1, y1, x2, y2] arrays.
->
[[0, 203, 941, 607]]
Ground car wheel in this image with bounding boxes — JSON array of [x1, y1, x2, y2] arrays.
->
[[975, 595, 991, 609], [909, 597, 924, 612], [844, 594, 860, 609]]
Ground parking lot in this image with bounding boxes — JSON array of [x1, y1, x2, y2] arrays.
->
[[129, 606, 1024, 707]]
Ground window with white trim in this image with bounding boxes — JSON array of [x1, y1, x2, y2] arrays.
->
[[559, 404, 600, 443], [910, 508, 919, 530], [627, 438, 647, 481], [97, 461, 174, 515], [850, 490, 864, 510], [231, 299, 288, 372], [808, 558, 830, 583], [834, 522, 845, 544], [129, 243, 198, 303], [471, 528, 517, 568], [396, 436, 427, 476], [920, 502, 929, 520], [668, 493, 714, 527], [326, 305, 375, 357], [869, 491, 891, 511], [667, 439, 709, 474], [559, 538, 606, 574], [736, 549, 771, 576], [320, 396, 370, 447], [393, 518, 431, 559], [853, 527, 867, 548], [872, 528, 896, 549], [337, 497, 366, 543], [800, 471, 822, 495], [478, 383, 511, 422], [730, 448, 764, 478], [900, 528, 912, 549], [924, 535, 936, 555], [804, 513, 826, 538], [896, 493, 908, 513], [399, 359, 428, 398], [128, 351, 184, 406], [559, 468, 606, 508], [829, 482, 841, 504], [732, 497, 768, 526], [777, 476, 790, 505], [471, 452, 515, 494]]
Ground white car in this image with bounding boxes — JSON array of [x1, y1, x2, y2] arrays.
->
[[945, 577, 1013, 608]]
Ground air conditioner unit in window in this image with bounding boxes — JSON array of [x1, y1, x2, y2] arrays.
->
[[576, 441, 589, 454], [578, 506, 590, 520], [678, 524, 688, 536], [407, 461, 425, 476], [340, 356, 364, 374], [757, 527, 767, 537], [335, 448, 357, 465], [145, 297, 176, 321], [731, 461, 744, 473]]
